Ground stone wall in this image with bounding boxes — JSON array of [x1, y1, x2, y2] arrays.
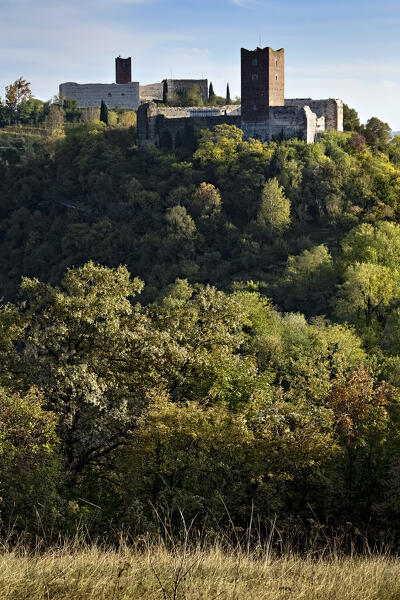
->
[[59, 82, 140, 110], [242, 105, 313, 143], [163, 79, 208, 103], [138, 101, 328, 148], [137, 102, 241, 148], [285, 98, 343, 131]]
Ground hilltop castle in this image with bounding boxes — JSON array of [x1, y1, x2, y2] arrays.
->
[[137, 46, 343, 147], [59, 45, 343, 146]]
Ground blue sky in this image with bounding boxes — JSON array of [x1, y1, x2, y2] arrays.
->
[[1, 0, 400, 127]]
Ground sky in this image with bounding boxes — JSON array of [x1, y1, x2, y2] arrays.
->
[[0, 0, 400, 128]]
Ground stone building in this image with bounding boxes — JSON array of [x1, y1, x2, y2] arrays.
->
[[59, 57, 140, 110], [140, 79, 208, 104], [137, 45, 343, 148]]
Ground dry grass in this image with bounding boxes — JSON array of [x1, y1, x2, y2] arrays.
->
[[0, 540, 399, 600]]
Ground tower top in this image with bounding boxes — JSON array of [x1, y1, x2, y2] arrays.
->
[[115, 57, 132, 84], [241, 46, 285, 122]]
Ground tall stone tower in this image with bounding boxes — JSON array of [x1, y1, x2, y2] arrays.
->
[[115, 57, 132, 84], [241, 46, 284, 122]]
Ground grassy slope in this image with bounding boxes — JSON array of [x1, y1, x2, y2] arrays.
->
[[1, 544, 400, 599]]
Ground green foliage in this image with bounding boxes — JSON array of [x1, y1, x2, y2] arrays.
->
[[0, 387, 59, 531], [361, 117, 392, 150], [119, 394, 335, 521], [1, 117, 400, 541], [0, 262, 150, 481], [256, 177, 291, 233], [279, 244, 336, 314], [343, 103, 360, 132]]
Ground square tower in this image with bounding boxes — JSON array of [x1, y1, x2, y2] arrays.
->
[[241, 46, 284, 122], [115, 57, 132, 84]]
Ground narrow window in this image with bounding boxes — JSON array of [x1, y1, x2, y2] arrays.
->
[[253, 104, 257, 111], [275, 75, 278, 81], [275, 59, 278, 66], [252, 73, 258, 81]]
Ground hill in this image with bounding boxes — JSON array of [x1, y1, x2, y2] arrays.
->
[[1, 121, 400, 546]]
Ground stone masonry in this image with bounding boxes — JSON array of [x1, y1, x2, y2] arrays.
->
[[137, 45, 343, 148], [115, 57, 132, 84], [140, 80, 208, 103], [137, 104, 241, 148], [59, 56, 140, 110], [59, 81, 140, 110]]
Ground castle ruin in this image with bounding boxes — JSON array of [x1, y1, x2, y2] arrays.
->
[[59, 57, 140, 110], [140, 79, 209, 104], [137, 46, 343, 148]]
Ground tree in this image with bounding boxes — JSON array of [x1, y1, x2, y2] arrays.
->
[[256, 177, 291, 233], [341, 222, 400, 272], [361, 117, 391, 150], [208, 81, 215, 102], [226, 83, 231, 104], [336, 262, 399, 326], [233, 288, 365, 405], [100, 99, 109, 125], [327, 367, 392, 513], [44, 104, 65, 131], [0, 262, 160, 483], [190, 182, 222, 219], [16, 98, 45, 124], [347, 133, 366, 153], [280, 244, 336, 314], [0, 387, 59, 533], [5, 77, 32, 112], [343, 103, 360, 132]]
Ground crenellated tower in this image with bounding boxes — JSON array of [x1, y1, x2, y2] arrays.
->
[[115, 57, 132, 84], [241, 46, 284, 122]]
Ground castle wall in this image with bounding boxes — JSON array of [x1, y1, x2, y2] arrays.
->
[[137, 103, 240, 148], [242, 105, 315, 143], [163, 79, 208, 103], [59, 82, 140, 110], [285, 98, 343, 131]]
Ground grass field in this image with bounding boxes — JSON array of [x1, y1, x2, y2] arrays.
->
[[1, 541, 400, 599]]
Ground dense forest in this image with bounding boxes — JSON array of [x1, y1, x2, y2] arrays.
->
[[1, 90, 400, 547]]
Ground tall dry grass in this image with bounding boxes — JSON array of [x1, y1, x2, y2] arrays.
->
[[0, 538, 400, 600]]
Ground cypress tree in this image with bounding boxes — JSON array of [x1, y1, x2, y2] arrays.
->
[[209, 81, 215, 101], [226, 83, 231, 104], [100, 99, 108, 125]]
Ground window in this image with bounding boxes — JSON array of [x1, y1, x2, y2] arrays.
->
[[121, 93, 125, 96], [108, 92, 112, 97], [252, 73, 258, 81], [275, 75, 278, 81], [275, 59, 278, 66], [253, 104, 257, 111], [252, 58, 258, 66]]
